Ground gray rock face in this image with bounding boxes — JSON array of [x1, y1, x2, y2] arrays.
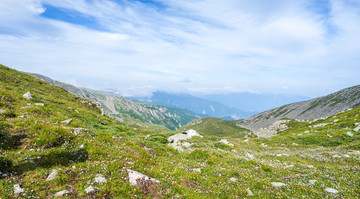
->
[[54, 190, 71, 197], [168, 129, 203, 151], [22, 92, 32, 99], [237, 85, 360, 136], [46, 169, 59, 181], [60, 119, 73, 125], [13, 184, 25, 194], [127, 169, 160, 186]]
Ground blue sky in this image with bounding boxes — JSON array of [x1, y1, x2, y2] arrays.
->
[[0, 0, 359, 97]]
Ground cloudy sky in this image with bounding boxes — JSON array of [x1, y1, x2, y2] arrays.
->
[[0, 0, 359, 97]]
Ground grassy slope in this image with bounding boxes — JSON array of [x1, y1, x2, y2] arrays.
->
[[179, 117, 252, 138], [1, 64, 360, 198]]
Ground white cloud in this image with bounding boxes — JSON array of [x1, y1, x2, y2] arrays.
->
[[0, 0, 359, 97]]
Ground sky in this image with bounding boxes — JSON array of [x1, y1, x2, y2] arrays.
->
[[0, 0, 359, 97]]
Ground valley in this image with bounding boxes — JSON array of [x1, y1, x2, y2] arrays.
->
[[1, 65, 359, 198]]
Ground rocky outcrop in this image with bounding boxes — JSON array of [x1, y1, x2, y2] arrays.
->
[[127, 169, 160, 186], [168, 129, 203, 151], [22, 92, 32, 99]]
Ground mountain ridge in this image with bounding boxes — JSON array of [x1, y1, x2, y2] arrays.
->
[[29, 73, 198, 130]]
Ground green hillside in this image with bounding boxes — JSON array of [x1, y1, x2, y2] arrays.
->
[[179, 117, 252, 138], [1, 64, 360, 198]]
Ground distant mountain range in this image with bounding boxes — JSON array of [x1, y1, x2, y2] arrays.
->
[[200, 92, 309, 112], [131, 91, 256, 120]]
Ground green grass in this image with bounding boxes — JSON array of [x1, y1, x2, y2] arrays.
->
[[1, 64, 360, 198], [179, 117, 252, 138]]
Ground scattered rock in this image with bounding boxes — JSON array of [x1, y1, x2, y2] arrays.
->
[[306, 165, 315, 169], [127, 169, 160, 186], [353, 126, 360, 132], [22, 92, 32, 99], [343, 154, 350, 158], [230, 177, 237, 182], [219, 139, 234, 146], [192, 168, 201, 173], [60, 119, 73, 125], [13, 184, 25, 194], [255, 120, 290, 137], [348, 151, 360, 156], [85, 186, 97, 194], [245, 153, 255, 160], [271, 182, 286, 187], [325, 187, 339, 194], [326, 134, 333, 138], [93, 174, 107, 184], [309, 180, 317, 185], [79, 144, 84, 149], [292, 143, 299, 146], [346, 131, 354, 137], [0, 109, 6, 114], [54, 190, 71, 197], [34, 103, 44, 106], [46, 169, 59, 181], [168, 129, 203, 151], [246, 188, 254, 196], [72, 128, 86, 135], [332, 154, 341, 158], [313, 123, 330, 128]]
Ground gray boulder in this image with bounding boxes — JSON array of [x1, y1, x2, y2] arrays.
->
[[13, 184, 25, 194], [127, 169, 160, 186], [60, 119, 73, 125], [22, 92, 32, 99], [46, 169, 59, 181], [168, 129, 203, 151], [54, 190, 71, 197]]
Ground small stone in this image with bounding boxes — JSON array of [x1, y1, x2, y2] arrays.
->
[[127, 169, 160, 186], [219, 139, 234, 146], [60, 119, 73, 125], [54, 190, 71, 197], [325, 187, 339, 194], [13, 184, 25, 194], [34, 103, 44, 106], [292, 143, 299, 146], [348, 151, 360, 155], [230, 177, 237, 182], [192, 168, 201, 173], [246, 188, 254, 196], [85, 186, 97, 194], [353, 126, 360, 132], [0, 109, 6, 114], [46, 169, 59, 181], [343, 154, 350, 158], [309, 180, 317, 185], [332, 154, 341, 158], [79, 144, 84, 149], [245, 153, 255, 160], [93, 174, 107, 184], [22, 92, 32, 99], [271, 182, 286, 187], [346, 131, 354, 137]]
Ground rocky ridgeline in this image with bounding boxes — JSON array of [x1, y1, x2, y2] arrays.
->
[[237, 85, 360, 136]]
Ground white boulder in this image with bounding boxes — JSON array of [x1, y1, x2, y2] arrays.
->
[[127, 169, 160, 186], [22, 92, 32, 99]]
